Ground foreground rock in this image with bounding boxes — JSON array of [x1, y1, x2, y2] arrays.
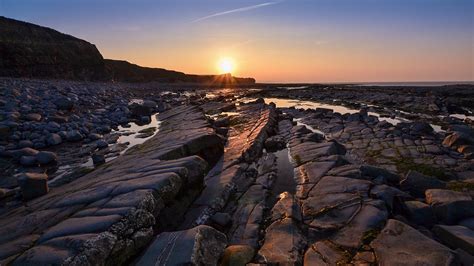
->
[[0, 105, 223, 265], [371, 219, 459, 265], [17, 172, 49, 200], [136, 225, 227, 265]]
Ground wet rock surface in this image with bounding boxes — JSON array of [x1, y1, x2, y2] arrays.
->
[[0, 80, 473, 265]]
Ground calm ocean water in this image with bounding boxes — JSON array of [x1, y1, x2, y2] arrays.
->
[[355, 81, 474, 87]]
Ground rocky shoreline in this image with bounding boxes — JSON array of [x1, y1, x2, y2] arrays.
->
[[0, 78, 473, 265]]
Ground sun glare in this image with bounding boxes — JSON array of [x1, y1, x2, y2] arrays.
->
[[218, 58, 235, 74]]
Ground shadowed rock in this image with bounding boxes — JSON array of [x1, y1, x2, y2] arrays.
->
[[136, 225, 227, 266], [0, 105, 220, 265], [371, 219, 459, 266]]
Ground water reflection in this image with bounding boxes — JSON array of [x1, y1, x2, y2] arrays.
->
[[294, 118, 325, 136], [450, 114, 474, 121], [117, 113, 161, 153], [49, 114, 161, 186], [272, 148, 296, 197], [259, 97, 360, 114]]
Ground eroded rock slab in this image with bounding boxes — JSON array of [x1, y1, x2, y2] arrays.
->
[[0, 105, 221, 265], [371, 219, 459, 266], [136, 225, 227, 266]]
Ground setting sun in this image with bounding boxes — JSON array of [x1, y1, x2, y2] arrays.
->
[[218, 58, 235, 74]]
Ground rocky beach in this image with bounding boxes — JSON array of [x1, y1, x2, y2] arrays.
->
[[0, 78, 473, 265]]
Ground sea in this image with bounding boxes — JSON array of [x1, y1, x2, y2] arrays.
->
[[354, 81, 474, 87]]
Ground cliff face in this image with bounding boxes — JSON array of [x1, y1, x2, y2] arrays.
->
[[0, 16, 107, 80], [0, 16, 256, 84]]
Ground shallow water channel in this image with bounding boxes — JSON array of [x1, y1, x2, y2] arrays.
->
[[49, 114, 161, 186]]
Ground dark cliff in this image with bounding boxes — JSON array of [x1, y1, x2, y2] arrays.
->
[[105, 59, 256, 84], [0, 16, 107, 80], [0, 16, 256, 84]]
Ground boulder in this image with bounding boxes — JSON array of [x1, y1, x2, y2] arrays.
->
[[142, 100, 157, 109], [221, 245, 255, 266], [460, 218, 474, 231], [129, 103, 152, 117], [432, 200, 474, 224], [88, 133, 103, 141], [425, 189, 472, 205], [36, 151, 58, 165], [370, 184, 411, 210], [410, 122, 434, 135], [49, 115, 69, 123], [258, 218, 306, 265], [54, 97, 74, 111], [25, 113, 42, 122], [271, 192, 302, 222], [136, 225, 227, 266], [443, 132, 474, 148], [433, 225, 474, 255], [18, 140, 33, 148], [0, 124, 11, 140], [66, 130, 83, 142], [403, 200, 437, 226], [96, 140, 108, 149], [371, 219, 459, 265], [214, 117, 230, 127], [46, 133, 62, 146], [264, 135, 286, 152], [400, 171, 446, 198], [92, 154, 105, 165], [304, 240, 349, 265], [20, 155, 37, 166], [4, 147, 39, 159], [360, 165, 400, 184], [211, 212, 232, 227], [331, 200, 388, 249], [17, 172, 49, 200]]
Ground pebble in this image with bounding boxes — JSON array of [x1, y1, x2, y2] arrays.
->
[[36, 151, 58, 165]]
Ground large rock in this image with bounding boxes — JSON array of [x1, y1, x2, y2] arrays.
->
[[400, 170, 446, 198], [4, 147, 39, 159], [136, 225, 227, 266], [443, 132, 474, 147], [36, 151, 58, 165], [304, 240, 350, 265], [271, 192, 302, 222], [426, 189, 472, 205], [17, 172, 49, 200], [20, 155, 37, 166], [331, 200, 388, 249], [25, 113, 42, 122], [290, 141, 346, 166], [0, 106, 217, 265], [410, 122, 434, 135], [403, 200, 436, 226], [54, 97, 74, 110], [66, 130, 83, 142], [46, 133, 62, 146], [371, 219, 459, 265], [221, 245, 255, 266], [432, 200, 474, 224], [434, 225, 474, 255], [129, 102, 153, 117], [258, 218, 306, 265], [0, 124, 11, 140]]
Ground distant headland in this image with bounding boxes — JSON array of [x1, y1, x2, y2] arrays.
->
[[0, 16, 256, 85]]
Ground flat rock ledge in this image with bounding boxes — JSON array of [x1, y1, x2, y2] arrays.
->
[[0, 105, 224, 265]]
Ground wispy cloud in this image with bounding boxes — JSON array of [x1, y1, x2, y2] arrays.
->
[[192, 1, 282, 23]]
